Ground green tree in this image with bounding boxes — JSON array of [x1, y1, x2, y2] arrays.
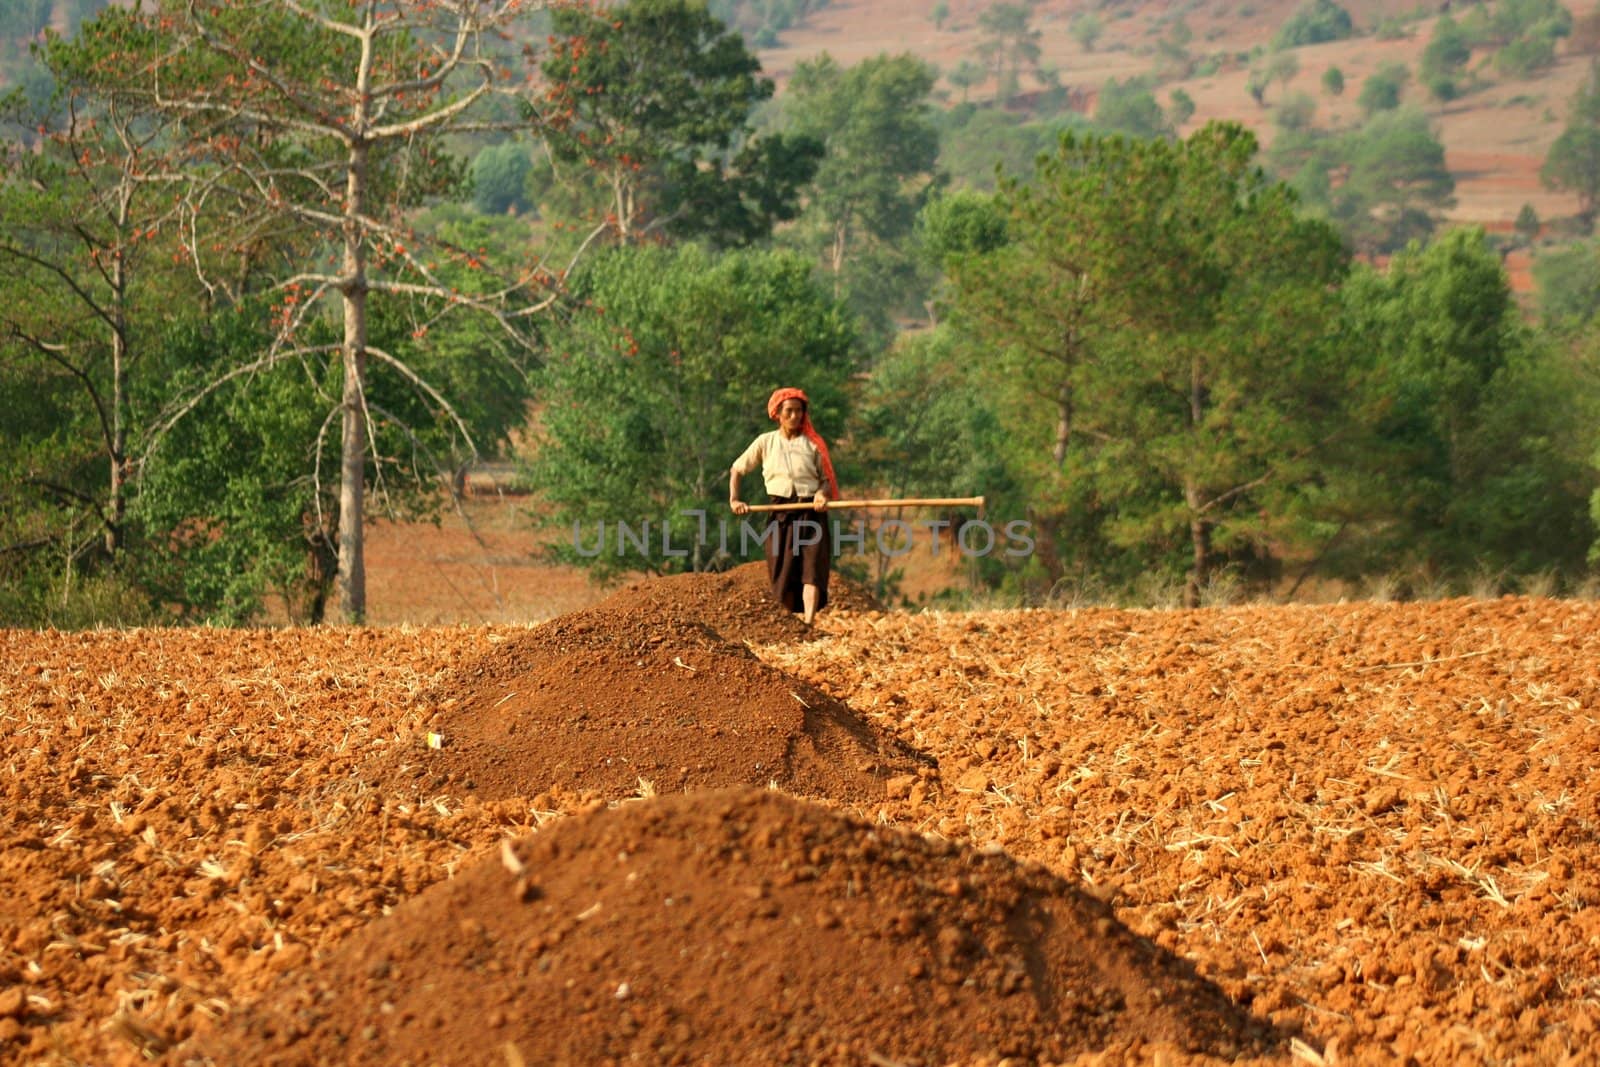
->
[[470, 141, 533, 217], [1420, 15, 1471, 101], [706, 0, 831, 38], [1476, 0, 1572, 46], [1496, 34, 1557, 78], [781, 52, 942, 338], [1358, 62, 1409, 115], [134, 265, 532, 623], [1248, 50, 1299, 106], [1275, 91, 1318, 133], [947, 59, 985, 102], [932, 105, 1067, 190], [82, 0, 556, 623], [528, 244, 860, 578], [1322, 65, 1345, 96], [1542, 125, 1600, 224], [1331, 109, 1456, 254], [932, 1, 950, 31], [975, 1, 1042, 102], [1273, 0, 1354, 49], [1070, 11, 1104, 52], [1168, 87, 1197, 129], [1532, 239, 1600, 333], [1095, 78, 1174, 140], [848, 325, 1012, 602], [1515, 202, 1542, 245], [1571, 60, 1600, 126], [64, 0, 112, 36], [541, 0, 819, 247], [1153, 17, 1195, 82], [1337, 229, 1598, 580], [941, 123, 1352, 603], [0, 0, 53, 40], [0, 17, 197, 615]]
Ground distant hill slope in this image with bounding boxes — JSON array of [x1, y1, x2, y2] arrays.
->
[[759, 0, 1600, 260]]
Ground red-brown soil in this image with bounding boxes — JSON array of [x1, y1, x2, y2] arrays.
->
[[593, 558, 884, 644], [194, 788, 1276, 1066], [1, 592, 1598, 1065], [373, 594, 922, 804]]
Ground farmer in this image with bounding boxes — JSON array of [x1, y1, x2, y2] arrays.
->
[[729, 387, 839, 625]]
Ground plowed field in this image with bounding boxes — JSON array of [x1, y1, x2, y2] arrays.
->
[[2, 570, 1597, 1065]]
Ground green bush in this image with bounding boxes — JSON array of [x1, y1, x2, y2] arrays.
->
[[1496, 36, 1558, 79], [1273, 0, 1354, 49]]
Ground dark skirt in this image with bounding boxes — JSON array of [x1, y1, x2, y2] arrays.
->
[[765, 499, 830, 614]]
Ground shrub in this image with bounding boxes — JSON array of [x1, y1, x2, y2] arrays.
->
[[1273, 0, 1354, 49]]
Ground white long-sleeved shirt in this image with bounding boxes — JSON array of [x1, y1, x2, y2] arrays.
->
[[731, 430, 823, 499]]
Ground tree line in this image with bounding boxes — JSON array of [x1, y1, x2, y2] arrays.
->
[[2, 0, 1598, 627]]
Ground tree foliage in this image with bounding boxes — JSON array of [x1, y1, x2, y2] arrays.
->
[[780, 52, 942, 338], [1070, 11, 1104, 53], [1297, 109, 1456, 254], [974, 1, 1043, 102], [1336, 229, 1598, 580], [1358, 61, 1409, 115], [1532, 239, 1600, 333], [1543, 67, 1600, 222], [0, 19, 200, 612], [64, 0, 559, 623], [1420, 15, 1472, 100], [471, 142, 534, 217], [846, 325, 1014, 602], [940, 123, 1353, 603], [528, 244, 860, 578], [1273, 0, 1354, 49], [540, 0, 819, 248], [1095, 79, 1174, 140], [705, 0, 830, 42]]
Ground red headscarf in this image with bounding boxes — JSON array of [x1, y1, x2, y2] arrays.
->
[[767, 387, 839, 500]]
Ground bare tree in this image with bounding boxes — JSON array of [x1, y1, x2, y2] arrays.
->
[[90, 0, 570, 621]]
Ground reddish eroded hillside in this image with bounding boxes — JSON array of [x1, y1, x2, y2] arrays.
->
[[193, 788, 1278, 1067]]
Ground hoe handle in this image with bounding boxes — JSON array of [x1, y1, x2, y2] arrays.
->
[[744, 496, 986, 513]]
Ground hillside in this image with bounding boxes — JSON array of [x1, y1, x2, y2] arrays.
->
[[760, 0, 1600, 286]]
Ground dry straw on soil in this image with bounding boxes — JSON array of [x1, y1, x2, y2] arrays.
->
[[0, 590, 1597, 1065]]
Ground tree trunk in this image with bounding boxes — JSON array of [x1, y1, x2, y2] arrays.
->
[[302, 523, 338, 625], [1027, 506, 1065, 593], [1052, 376, 1072, 467], [107, 216, 128, 559], [1183, 352, 1209, 608], [336, 321, 367, 623], [335, 123, 371, 622], [1184, 485, 1212, 609], [334, 21, 378, 625]]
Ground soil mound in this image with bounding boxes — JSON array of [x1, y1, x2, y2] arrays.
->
[[594, 560, 883, 645], [376, 607, 924, 803], [195, 788, 1276, 1066]]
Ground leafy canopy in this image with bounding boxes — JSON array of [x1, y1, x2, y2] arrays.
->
[[539, 0, 819, 246], [528, 243, 861, 577], [1273, 0, 1354, 49]]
